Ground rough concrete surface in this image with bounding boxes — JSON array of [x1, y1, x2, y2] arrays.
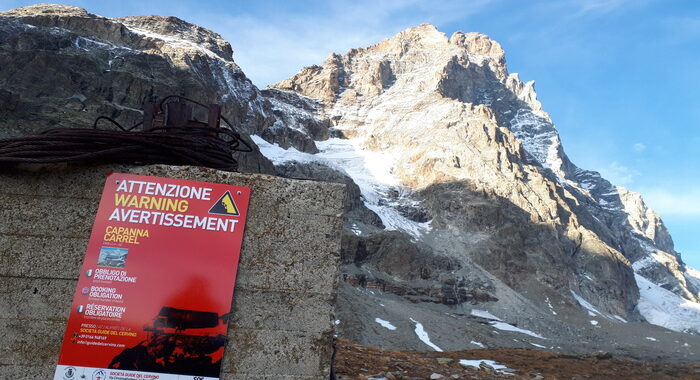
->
[[0, 164, 344, 379]]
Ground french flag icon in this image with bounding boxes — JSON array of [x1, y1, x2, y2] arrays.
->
[[77, 305, 84, 313]]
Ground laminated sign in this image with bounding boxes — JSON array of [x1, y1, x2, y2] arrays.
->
[[54, 173, 250, 380]]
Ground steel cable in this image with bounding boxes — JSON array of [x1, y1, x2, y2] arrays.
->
[[0, 125, 252, 171], [0, 96, 253, 171]]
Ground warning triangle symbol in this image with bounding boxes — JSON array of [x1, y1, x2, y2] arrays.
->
[[209, 191, 239, 216]]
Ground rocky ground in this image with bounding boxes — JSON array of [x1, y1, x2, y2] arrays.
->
[[333, 339, 700, 380], [335, 282, 700, 365]]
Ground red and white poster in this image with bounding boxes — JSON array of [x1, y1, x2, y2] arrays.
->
[[54, 172, 250, 380]]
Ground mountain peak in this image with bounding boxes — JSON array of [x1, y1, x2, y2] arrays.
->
[[399, 23, 443, 37], [269, 20, 700, 329], [374, 23, 449, 50], [379, 26, 505, 66], [273, 25, 514, 102]]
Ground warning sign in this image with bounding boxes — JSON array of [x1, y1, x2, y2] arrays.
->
[[209, 190, 240, 216], [53, 173, 250, 380]]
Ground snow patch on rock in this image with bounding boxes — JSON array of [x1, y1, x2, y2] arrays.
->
[[410, 318, 443, 352], [470, 309, 502, 321], [375, 318, 397, 330], [635, 274, 700, 334], [489, 321, 545, 340], [253, 135, 431, 237]]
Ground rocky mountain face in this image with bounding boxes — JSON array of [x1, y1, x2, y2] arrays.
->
[[2, 4, 699, 363], [263, 24, 700, 349]]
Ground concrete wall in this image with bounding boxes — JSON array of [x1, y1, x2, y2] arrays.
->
[[0, 164, 344, 379]]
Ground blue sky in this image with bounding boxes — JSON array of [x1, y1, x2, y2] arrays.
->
[[3, 0, 699, 267]]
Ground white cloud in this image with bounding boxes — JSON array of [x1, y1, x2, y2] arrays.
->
[[210, 0, 494, 86], [633, 143, 646, 152], [599, 161, 639, 185], [639, 188, 700, 217]]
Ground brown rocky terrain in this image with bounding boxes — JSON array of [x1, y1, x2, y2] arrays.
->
[[333, 339, 700, 380]]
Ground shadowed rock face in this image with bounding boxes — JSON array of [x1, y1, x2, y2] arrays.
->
[[266, 23, 699, 336], [0, 4, 276, 173], [259, 89, 332, 153]]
